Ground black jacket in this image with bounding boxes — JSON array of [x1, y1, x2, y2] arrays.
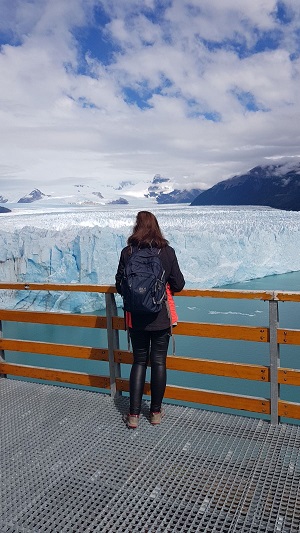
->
[[115, 245, 185, 331]]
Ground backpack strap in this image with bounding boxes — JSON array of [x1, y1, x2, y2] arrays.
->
[[123, 310, 131, 351], [171, 324, 176, 356], [127, 329, 131, 352], [165, 298, 176, 355]]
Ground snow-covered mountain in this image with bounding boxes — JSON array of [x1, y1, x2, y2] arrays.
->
[[145, 175, 173, 198], [0, 174, 202, 207], [145, 175, 203, 203], [157, 188, 203, 204], [0, 181, 148, 206], [191, 161, 300, 211], [17, 188, 51, 203]]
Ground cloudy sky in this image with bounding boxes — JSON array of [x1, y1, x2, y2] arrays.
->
[[1, 0, 300, 194]]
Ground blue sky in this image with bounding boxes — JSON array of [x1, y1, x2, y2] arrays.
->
[[0, 0, 300, 195]]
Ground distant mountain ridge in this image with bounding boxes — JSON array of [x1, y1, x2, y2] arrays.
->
[[5, 163, 300, 210], [191, 162, 300, 211], [0, 175, 202, 206]]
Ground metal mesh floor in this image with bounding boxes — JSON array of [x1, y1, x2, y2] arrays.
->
[[1, 379, 300, 533]]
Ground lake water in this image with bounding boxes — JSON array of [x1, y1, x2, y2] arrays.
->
[[2, 269, 300, 424]]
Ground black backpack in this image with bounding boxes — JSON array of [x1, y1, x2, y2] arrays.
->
[[121, 247, 166, 313]]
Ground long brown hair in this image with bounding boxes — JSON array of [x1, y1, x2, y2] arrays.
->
[[128, 211, 169, 248]]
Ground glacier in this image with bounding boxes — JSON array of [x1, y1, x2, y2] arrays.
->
[[1, 204, 300, 312]]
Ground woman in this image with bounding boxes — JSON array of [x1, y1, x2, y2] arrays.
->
[[115, 211, 185, 429]]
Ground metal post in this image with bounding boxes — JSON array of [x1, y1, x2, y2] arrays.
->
[[0, 319, 6, 378], [269, 297, 280, 425], [105, 293, 121, 398]]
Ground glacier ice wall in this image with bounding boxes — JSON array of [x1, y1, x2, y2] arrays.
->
[[1, 205, 300, 312]]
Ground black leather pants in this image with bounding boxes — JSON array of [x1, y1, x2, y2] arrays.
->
[[129, 328, 170, 415]]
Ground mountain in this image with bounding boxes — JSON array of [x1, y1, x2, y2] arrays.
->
[[1, 174, 201, 207], [0, 205, 11, 213], [156, 188, 203, 204], [191, 162, 300, 211], [145, 175, 171, 198], [17, 188, 51, 203], [144, 174, 203, 204], [108, 197, 129, 205]]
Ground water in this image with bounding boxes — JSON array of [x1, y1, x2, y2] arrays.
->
[[2, 269, 300, 424]]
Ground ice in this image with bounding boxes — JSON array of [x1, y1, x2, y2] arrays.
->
[[1, 204, 300, 312]]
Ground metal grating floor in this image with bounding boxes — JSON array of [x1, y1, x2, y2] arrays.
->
[[1, 379, 300, 533]]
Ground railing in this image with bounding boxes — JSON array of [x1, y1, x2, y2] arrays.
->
[[0, 283, 300, 425]]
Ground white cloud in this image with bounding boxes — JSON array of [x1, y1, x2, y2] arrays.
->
[[0, 0, 300, 196]]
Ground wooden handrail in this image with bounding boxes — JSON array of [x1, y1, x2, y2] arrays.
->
[[278, 368, 300, 386], [115, 378, 270, 414], [1, 282, 300, 301], [275, 292, 300, 302], [278, 400, 300, 418], [176, 288, 274, 300], [0, 309, 107, 328], [112, 316, 269, 341], [1, 283, 300, 421], [114, 350, 269, 381], [0, 283, 115, 293], [277, 329, 300, 345], [0, 339, 109, 360], [0, 362, 110, 388]]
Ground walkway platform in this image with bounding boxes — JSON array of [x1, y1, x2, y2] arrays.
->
[[1, 379, 300, 533]]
